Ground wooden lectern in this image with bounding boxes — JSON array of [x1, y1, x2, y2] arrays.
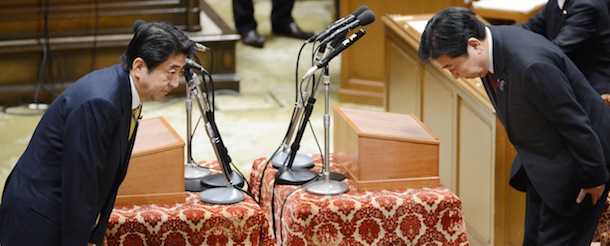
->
[[115, 116, 185, 206], [333, 107, 440, 191]]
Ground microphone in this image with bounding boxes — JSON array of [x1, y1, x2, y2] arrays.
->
[[184, 58, 211, 76], [307, 5, 369, 43], [319, 10, 375, 45], [195, 43, 210, 52], [302, 29, 366, 79], [184, 58, 207, 72]]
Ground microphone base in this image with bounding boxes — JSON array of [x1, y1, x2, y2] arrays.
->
[[275, 168, 318, 185], [199, 186, 245, 205], [184, 165, 211, 192], [271, 151, 315, 169], [305, 179, 349, 195], [200, 172, 245, 189]]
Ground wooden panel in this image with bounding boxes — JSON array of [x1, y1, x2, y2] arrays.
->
[[0, 0, 201, 41], [422, 68, 457, 191], [0, 0, 239, 106], [386, 33, 421, 116], [458, 99, 494, 246], [339, 0, 465, 106]]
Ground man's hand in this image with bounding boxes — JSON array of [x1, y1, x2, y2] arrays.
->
[[576, 184, 605, 205], [601, 94, 610, 106]]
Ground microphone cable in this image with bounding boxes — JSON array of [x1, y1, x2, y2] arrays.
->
[[268, 36, 333, 241]]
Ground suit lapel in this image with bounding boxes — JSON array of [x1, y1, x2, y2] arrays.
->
[[117, 68, 133, 182], [489, 28, 511, 133]]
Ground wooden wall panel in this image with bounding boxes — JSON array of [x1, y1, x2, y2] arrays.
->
[[0, 0, 201, 40], [0, 0, 239, 106], [338, 0, 465, 107]]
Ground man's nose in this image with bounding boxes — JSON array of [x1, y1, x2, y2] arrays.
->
[[170, 75, 180, 89]]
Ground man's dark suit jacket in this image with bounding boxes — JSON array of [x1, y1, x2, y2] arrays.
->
[[0, 65, 137, 245], [484, 26, 610, 217], [521, 0, 610, 94]]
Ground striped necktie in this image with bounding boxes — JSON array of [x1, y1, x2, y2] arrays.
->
[[129, 105, 142, 140]]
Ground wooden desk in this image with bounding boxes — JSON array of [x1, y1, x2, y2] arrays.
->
[[470, 0, 547, 23], [383, 14, 523, 246]]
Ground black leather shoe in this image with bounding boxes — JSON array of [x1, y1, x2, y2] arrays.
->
[[240, 30, 265, 48], [272, 22, 314, 40]]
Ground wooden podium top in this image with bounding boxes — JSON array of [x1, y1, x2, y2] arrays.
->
[[334, 107, 438, 144], [132, 116, 184, 157]]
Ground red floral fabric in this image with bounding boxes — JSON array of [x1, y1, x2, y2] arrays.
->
[[104, 161, 273, 246], [250, 155, 470, 246], [595, 195, 610, 242]]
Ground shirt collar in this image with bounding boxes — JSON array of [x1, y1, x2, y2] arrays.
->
[[557, 0, 566, 9], [129, 75, 141, 110], [486, 27, 494, 74]]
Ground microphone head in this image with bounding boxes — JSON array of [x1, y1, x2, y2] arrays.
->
[[185, 58, 202, 70], [132, 19, 146, 31], [357, 10, 376, 26], [352, 5, 370, 16], [185, 58, 210, 74]]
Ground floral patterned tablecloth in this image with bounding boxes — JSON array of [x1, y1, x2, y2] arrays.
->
[[249, 155, 470, 246], [595, 196, 610, 243], [104, 161, 273, 246]]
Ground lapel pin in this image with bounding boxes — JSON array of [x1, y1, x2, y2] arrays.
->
[[498, 80, 505, 91]]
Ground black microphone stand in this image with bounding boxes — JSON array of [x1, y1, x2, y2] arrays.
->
[[198, 108, 245, 190], [184, 68, 244, 204], [274, 70, 321, 185], [270, 82, 315, 169]]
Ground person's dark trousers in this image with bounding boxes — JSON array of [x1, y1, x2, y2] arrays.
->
[[523, 179, 609, 245], [232, 0, 296, 34], [271, 0, 295, 31], [232, 0, 257, 35]]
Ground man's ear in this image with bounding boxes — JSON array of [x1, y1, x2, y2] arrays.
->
[[131, 58, 146, 78], [467, 37, 483, 52]]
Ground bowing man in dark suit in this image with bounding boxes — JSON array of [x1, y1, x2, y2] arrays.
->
[[520, 0, 610, 105], [419, 7, 610, 245], [0, 20, 195, 245]]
